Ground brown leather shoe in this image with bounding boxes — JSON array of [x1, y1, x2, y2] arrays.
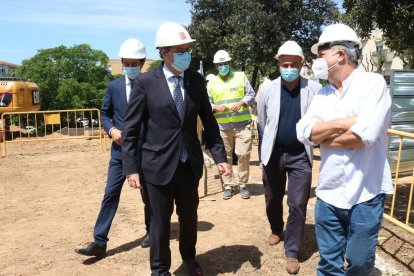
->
[[286, 257, 300, 274], [268, 233, 281, 245]]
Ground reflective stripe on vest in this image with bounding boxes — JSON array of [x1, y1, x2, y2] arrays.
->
[[207, 71, 251, 124]]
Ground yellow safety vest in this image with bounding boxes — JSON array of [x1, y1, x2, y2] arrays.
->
[[207, 72, 251, 124]]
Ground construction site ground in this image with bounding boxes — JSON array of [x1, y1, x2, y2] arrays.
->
[[1, 137, 413, 275]]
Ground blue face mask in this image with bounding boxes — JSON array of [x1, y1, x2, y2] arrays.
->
[[280, 68, 299, 82], [218, 65, 230, 76], [124, 66, 141, 79], [172, 52, 192, 72]]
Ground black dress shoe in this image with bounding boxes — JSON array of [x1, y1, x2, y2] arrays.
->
[[185, 259, 203, 276], [140, 233, 150, 248], [75, 242, 107, 257]]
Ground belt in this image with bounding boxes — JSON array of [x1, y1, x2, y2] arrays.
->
[[274, 146, 304, 152]]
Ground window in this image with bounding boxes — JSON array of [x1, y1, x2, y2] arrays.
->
[[376, 43, 384, 52]]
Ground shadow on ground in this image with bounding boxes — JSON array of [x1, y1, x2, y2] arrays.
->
[[173, 245, 262, 275]]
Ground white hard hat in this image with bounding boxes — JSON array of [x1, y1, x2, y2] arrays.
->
[[275, 41, 304, 61], [311, 23, 362, 55], [155, 22, 196, 48], [118, 38, 147, 59], [213, 50, 232, 63]]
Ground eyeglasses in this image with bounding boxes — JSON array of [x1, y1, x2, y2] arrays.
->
[[167, 47, 192, 54]]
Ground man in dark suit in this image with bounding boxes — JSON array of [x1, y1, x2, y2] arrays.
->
[[75, 38, 151, 257], [122, 22, 230, 276]]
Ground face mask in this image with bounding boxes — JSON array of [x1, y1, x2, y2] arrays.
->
[[218, 65, 230, 76], [280, 68, 299, 82], [172, 52, 192, 72], [311, 52, 339, 80], [123, 66, 141, 79]]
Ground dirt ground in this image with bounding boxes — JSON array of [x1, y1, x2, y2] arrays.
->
[[1, 138, 413, 275]]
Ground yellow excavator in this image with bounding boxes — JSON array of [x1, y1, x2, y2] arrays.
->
[[0, 77, 41, 140]]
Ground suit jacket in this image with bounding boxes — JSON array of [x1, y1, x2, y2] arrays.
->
[[101, 77, 128, 160], [257, 76, 321, 166], [122, 64, 227, 185], [101, 76, 145, 162]]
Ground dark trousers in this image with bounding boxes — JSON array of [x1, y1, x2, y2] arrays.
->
[[262, 147, 311, 258], [93, 157, 151, 245], [146, 162, 199, 276]]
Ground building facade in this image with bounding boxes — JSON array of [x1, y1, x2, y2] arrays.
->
[[358, 29, 404, 81], [0, 61, 19, 77]]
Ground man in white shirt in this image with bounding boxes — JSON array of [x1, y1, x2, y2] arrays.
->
[[296, 23, 393, 276]]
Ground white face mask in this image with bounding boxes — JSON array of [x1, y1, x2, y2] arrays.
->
[[311, 52, 339, 80]]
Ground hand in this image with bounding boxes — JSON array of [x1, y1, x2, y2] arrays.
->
[[230, 101, 245, 112], [217, 162, 231, 176], [213, 105, 229, 112], [111, 128, 122, 145], [127, 173, 142, 189], [101, 128, 108, 138]]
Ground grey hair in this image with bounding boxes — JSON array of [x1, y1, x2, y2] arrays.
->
[[331, 45, 360, 66]]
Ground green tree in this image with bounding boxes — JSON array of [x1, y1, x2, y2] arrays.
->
[[342, 0, 414, 69], [13, 44, 112, 110], [147, 59, 163, 71], [187, 0, 339, 88]]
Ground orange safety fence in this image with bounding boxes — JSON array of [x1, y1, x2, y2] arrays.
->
[[0, 109, 104, 156], [386, 128, 414, 235]]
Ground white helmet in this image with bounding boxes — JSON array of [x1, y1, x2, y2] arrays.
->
[[118, 38, 147, 59], [213, 50, 232, 63], [155, 22, 196, 48], [311, 23, 362, 55], [275, 41, 304, 61]]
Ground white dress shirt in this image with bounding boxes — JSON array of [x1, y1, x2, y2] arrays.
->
[[296, 70, 393, 209], [163, 64, 185, 100], [125, 75, 134, 103]]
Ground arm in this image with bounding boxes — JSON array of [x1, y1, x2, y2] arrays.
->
[[122, 81, 146, 188], [199, 77, 231, 175], [320, 129, 364, 149], [310, 116, 357, 144], [101, 83, 122, 144], [230, 74, 255, 112], [101, 84, 115, 134]]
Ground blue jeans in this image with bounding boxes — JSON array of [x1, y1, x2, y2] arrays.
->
[[315, 194, 386, 276]]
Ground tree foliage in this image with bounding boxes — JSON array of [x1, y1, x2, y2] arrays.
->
[[147, 59, 163, 71], [342, 0, 414, 69], [13, 44, 113, 110], [187, 0, 339, 88]]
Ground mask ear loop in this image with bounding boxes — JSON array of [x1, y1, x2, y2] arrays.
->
[[325, 51, 340, 71]]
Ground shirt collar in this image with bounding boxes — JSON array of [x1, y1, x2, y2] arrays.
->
[[163, 63, 184, 80], [125, 75, 133, 85], [342, 69, 358, 91], [328, 69, 358, 92]]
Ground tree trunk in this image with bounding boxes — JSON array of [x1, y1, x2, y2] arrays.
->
[[251, 65, 259, 90]]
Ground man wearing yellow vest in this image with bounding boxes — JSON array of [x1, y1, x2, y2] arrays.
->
[[207, 50, 255, 199]]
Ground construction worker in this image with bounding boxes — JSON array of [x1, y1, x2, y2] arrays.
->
[[297, 23, 393, 275], [75, 38, 151, 257], [257, 41, 321, 274], [122, 22, 229, 276], [207, 50, 255, 199]]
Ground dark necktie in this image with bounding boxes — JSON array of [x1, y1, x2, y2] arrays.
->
[[173, 76, 185, 121], [172, 76, 188, 162], [127, 79, 135, 103]]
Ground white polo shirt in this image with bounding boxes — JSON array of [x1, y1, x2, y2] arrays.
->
[[296, 70, 393, 209]]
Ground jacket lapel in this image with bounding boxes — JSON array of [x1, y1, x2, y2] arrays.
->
[[155, 65, 181, 122], [119, 78, 128, 107]]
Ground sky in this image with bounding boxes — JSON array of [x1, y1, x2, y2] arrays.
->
[[0, 0, 192, 65]]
